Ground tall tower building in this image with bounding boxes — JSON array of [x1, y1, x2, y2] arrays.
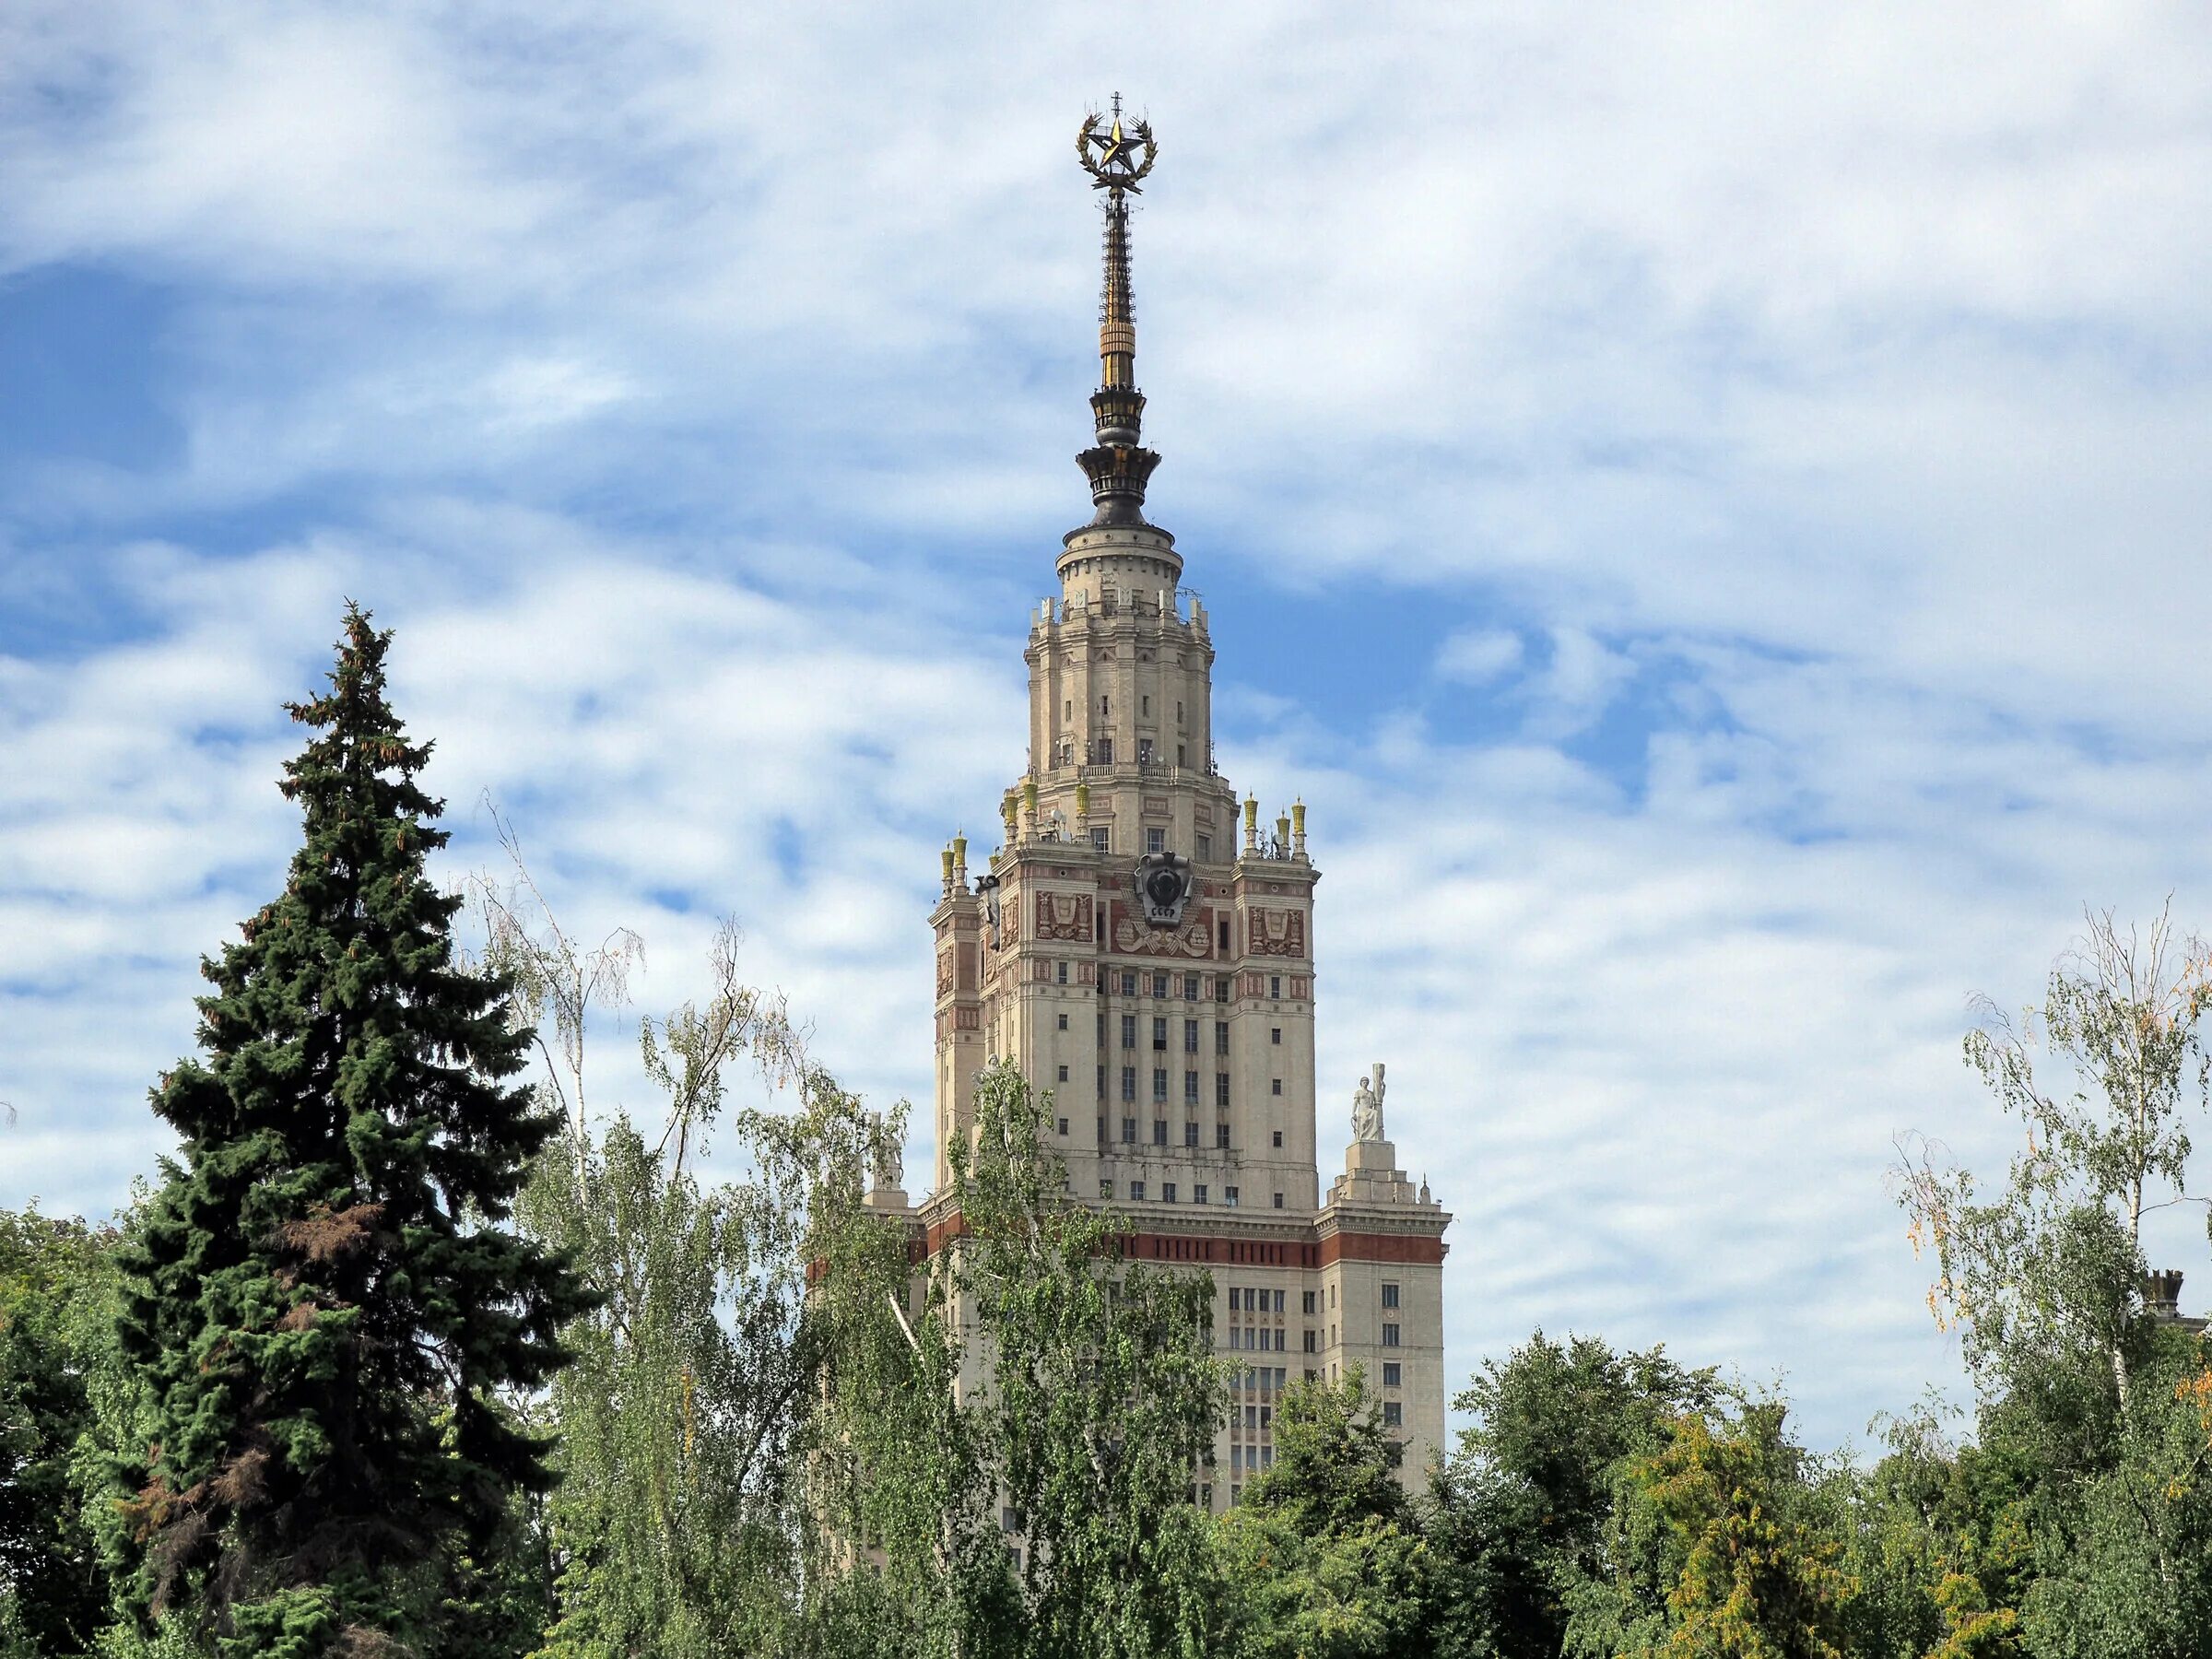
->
[[911, 100, 1452, 1500]]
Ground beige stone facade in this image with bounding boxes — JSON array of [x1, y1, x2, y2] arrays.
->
[[880, 107, 1451, 1506]]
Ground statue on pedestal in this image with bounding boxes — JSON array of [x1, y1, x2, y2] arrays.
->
[[870, 1116, 903, 1196], [1351, 1062, 1386, 1143]]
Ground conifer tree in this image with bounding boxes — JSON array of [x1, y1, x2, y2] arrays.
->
[[109, 605, 590, 1657]]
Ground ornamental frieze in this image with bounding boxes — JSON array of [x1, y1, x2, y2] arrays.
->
[[1034, 891, 1094, 941], [1111, 900, 1213, 958], [1248, 908, 1305, 958]]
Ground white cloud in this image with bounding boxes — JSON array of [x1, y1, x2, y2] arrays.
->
[[1436, 628, 1523, 685]]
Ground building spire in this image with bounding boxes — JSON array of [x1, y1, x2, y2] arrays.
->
[[1076, 97, 1161, 528]]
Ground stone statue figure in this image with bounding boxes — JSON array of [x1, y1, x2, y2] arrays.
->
[[870, 1116, 903, 1194], [1351, 1062, 1386, 1143]]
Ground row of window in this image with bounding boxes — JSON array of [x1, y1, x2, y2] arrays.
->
[[1099, 1066, 1230, 1103], [1077, 693, 1186, 725], [1097, 971, 1294, 1003], [1098, 1114, 1231, 1146], [1239, 1327, 1404, 1357], [1100, 1179, 1266, 1206], [1110, 1014, 1239, 1053], [1091, 823, 1201, 860], [1234, 1287, 1397, 1317]]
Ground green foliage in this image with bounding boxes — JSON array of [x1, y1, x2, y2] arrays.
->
[[1899, 906, 2209, 1400], [105, 606, 593, 1656], [1606, 1403, 1854, 1659], [954, 1065, 1227, 1659], [1894, 908, 2212, 1654], [817, 1063, 1227, 1659], [0, 1208, 117, 1653], [1220, 1371, 1437, 1659], [474, 847, 914, 1656], [1430, 1331, 1724, 1658]]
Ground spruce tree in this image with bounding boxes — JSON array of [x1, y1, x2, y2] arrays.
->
[[112, 605, 589, 1656]]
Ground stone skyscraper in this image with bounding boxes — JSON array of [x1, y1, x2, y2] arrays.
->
[[897, 100, 1452, 1500]]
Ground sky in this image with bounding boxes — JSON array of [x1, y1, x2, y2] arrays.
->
[[5, 1, 2212, 1453]]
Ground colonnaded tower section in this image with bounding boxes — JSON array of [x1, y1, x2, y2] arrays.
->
[[895, 99, 1452, 1502]]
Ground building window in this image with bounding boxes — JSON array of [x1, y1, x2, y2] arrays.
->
[[1178, 744, 1187, 768], [1216, 974, 1231, 999], [1091, 826, 1110, 853], [1056, 1065, 1069, 1082], [1152, 1067, 1168, 1100], [1330, 1284, 1337, 1308], [1097, 1065, 1105, 1097], [1150, 1017, 1167, 1050], [1270, 1027, 1281, 1045], [1153, 1119, 1168, 1145], [1382, 1324, 1401, 1347], [1194, 1184, 1208, 1205], [1153, 973, 1170, 997], [1382, 1402, 1402, 1428], [1096, 736, 1114, 764], [1130, 1181, 1146, 1201], [1271, 1079, 1283, 1096], [1163, 1182, 1177, 1203], [1122, 971, 1136, 995], [1303, 1330, 1317, 1353], [1184, 975, 1200, 1001], [1121, 1066, 1135, 1101], [1058, 1012, 1069, 1031], [1122, 1015, 1136, 1048], [1122, 1116, 1137, 1142], [1219, 920, 1231, 951], [1216, 1073, 1230, 1106], [1055, 959, 1068, 984], [1215, 1021, 1230, 1054], [1270, 976, 1282, 999], [1184, 1070, 1199, 1102], [1217, 1124, 1231, 1148], [1382, 1283, 1400, 1310], [1382, 1362, 1401, 1387], [1273, 1193, 1284, 1208], [1272, 1130, 1283, 1147], [1302, 1291, 1316, 1315], [1147, 826, 1165, 853], [1184, 1120, 1199, 1146], [1184, 1018, 1199, 1052], [1225, 1185, 1240, 1207], [1142, 696, 1150, 716], [1057, 1116, 1069, 1135], [1196, 832, 1210, 861], [1097, 1115, 1106, 1139]]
